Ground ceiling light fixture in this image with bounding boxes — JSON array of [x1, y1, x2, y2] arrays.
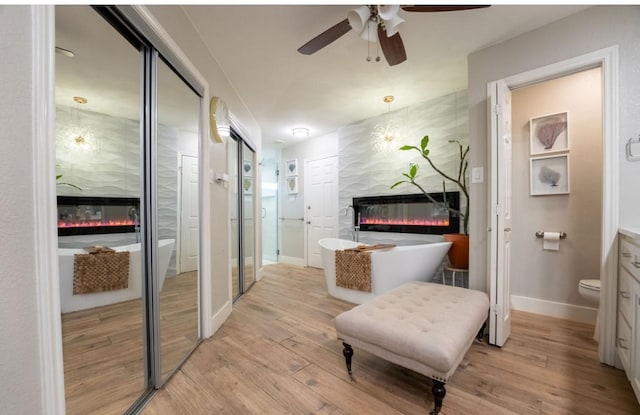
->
[[61, 96, 97, 154], [371, 95, 400, 153], [292, 127, 309, 138], [347, 5, 405, 62]]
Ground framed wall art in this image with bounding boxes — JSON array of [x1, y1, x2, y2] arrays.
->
[[530, 154, 570, 196], [286, 176, 298, 194], [242, 161, 253, 177], [530, 112, 569, 155], [243, 177, 253, 194], [285, 159, 298, 177]]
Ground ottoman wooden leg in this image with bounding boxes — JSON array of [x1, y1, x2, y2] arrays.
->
[[430, 380, 446, 415], [342, 343, 353, 376]]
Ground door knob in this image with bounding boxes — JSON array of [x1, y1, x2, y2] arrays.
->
[[504, 227, 511, 232]]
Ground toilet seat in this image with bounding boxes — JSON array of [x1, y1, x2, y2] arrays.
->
[[579, 279, 601, 291]]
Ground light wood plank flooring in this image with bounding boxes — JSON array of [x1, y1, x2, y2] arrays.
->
[[142, 264, 639, 415], [61, 271, 198, 415]]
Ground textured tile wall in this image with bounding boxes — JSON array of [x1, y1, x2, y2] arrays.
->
[[338, 90, 468, 245]]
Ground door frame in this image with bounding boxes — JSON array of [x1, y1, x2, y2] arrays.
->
[[33, 5, 213, 413], [303, 154, 339, 267], [177, 152, 198, 274], [487, 46, 619, 364]]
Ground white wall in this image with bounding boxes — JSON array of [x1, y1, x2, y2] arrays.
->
[[279, 132, 338, 262], [145, 5, 262, 328], [0, 6, 46, 414], [511, 68, 602, 314], [467, 5, 640, 292]]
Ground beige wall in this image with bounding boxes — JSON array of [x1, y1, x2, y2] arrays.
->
[[467, 6, 640, 292], [511, 68, 602, 307]]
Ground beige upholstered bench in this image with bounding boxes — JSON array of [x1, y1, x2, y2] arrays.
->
[[335, 281, 490, 415]]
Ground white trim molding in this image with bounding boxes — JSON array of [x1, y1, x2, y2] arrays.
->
[[32, 5, 66, 415], [511, 295, 598, 324], [500, 46, 618, 365], [209, 300, 232, 335]]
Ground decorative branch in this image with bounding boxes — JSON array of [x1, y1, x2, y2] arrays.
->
[[392, 136, 470, 234]]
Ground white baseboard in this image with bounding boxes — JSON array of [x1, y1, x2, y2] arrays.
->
[[208, 300, 232, 337], [279, 255, 305, 267], [511, 295, 598, 324]]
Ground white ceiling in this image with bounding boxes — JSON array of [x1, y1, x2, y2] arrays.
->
[[182, 5, 590, 146], [55, 5, 591, 147]]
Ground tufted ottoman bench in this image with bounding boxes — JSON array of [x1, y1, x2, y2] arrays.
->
[[334, 281, 490, 415]]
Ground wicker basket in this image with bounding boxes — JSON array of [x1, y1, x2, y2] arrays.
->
[[73, 251, 130, 295], [335, 250, 372, 292]]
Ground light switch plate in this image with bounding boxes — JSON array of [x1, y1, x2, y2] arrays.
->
[[472, 167, 484, 184]]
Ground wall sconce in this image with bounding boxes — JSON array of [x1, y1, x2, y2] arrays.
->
[[292, 127, 309, 138]]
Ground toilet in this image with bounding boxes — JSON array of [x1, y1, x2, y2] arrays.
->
[[578, 279, 601, 307]]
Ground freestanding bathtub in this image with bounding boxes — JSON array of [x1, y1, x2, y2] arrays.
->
[[318, 238, 452, 304], [58, 238, 175, 313]]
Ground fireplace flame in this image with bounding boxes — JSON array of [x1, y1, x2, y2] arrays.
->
[[360, 218, 449, 226], [58, 219, 137, 229]]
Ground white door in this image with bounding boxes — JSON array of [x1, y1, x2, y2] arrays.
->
[[488, 80, 513, 346], [180, 154, 199, 273], [305, 156, 339, 268]]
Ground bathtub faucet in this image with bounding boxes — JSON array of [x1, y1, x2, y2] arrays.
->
[[346, 205, 360, 242]]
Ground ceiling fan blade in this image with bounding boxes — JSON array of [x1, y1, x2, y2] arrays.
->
[[297, 19, 352, 55], [377, 24, 406, 66], [401, 5, 490, 12]]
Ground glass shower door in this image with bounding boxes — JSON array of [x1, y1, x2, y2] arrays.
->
[[261, 155, 279, 265]]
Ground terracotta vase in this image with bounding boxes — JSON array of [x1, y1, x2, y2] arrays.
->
[[443, 233, 469, 269]]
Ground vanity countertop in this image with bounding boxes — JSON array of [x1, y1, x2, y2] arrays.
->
[[620, 227, 640, 241]]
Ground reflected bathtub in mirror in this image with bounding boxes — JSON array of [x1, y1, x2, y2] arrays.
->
[[58, 238, 175, 313]]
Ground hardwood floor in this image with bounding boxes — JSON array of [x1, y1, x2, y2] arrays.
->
[[142, 264, 640, 415], [61, 271, 198, 415]]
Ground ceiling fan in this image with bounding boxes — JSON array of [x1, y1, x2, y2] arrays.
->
[[297, 5, 490, 66]]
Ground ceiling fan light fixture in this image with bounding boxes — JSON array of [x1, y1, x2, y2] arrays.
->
[[377, 5, 399, 20], [359, 19, 379, 43], [347, 5, 370, 33], [382, 14, 405, 37]]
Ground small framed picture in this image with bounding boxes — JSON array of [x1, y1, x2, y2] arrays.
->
[[242, 161, 253, 177], [286, 176, 298, 194], [530, 154, 570, 196], [530, 112, 569, 155], [242, 177, 253, 194], [285, 159, 298, 177]]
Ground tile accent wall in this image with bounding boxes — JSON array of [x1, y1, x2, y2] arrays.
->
[[338, 90, 468, 245], [56, 105, 178, 277]]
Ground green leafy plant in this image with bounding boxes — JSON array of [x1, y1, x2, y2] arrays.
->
[[391, 135, 469, 234], [56, 167, 82, 191]]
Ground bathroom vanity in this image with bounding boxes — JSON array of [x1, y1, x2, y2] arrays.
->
[[617, 227, 640, 402]]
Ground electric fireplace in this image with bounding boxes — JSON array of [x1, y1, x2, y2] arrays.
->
[[57, 196, 140, 236], [352, 192, 459, 235]]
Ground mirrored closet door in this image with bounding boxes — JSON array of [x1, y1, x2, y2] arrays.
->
[[55, 6, 202, 414], [230, 132, 257, 301]]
